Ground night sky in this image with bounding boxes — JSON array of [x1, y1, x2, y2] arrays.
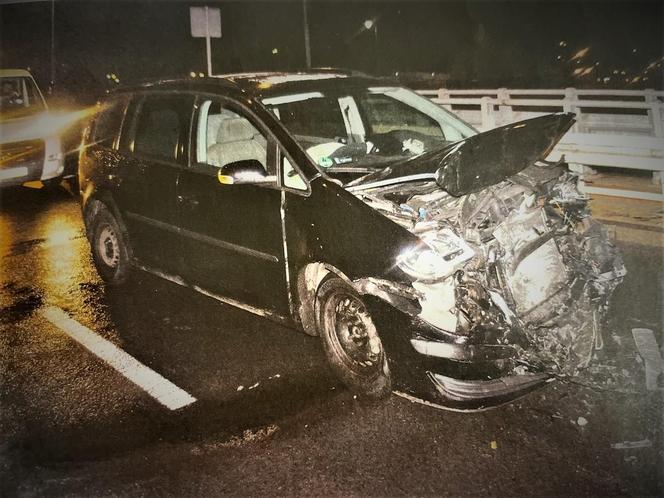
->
[[0, 0, 662, 101]]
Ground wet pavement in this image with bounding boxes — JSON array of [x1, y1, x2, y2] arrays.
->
[[1, 185, 662, 496]]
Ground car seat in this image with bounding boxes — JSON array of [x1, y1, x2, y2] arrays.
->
[[207, 116, 267, 169]]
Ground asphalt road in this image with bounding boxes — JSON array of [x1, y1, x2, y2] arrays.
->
[[1, 185, 662, 497]]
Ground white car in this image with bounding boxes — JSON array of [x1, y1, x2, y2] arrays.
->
[[0, 69, 64, 188]]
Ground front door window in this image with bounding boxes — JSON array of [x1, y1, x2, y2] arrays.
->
[[195, 99, 277, 184]]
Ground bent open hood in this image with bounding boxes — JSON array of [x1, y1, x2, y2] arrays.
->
[[347, 113, 576, 197]]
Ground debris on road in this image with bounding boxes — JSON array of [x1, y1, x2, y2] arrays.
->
[[632, 328, 664, 391], [577, 416, 588, 427], [236, 385, 244, 392], [490, 440, 498, 450], [191, 425, 280, 453], [248, 382, 260, 390], [611, 439, 653, 450]]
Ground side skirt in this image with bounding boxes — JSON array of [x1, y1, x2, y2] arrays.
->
[[136, 264, 294, 328]]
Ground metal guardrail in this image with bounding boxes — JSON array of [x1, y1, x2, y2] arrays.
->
[[417, 88, 664, 201]]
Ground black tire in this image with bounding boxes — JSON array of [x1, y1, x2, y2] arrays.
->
[[89, 205, 131, 285], [316, 277, 391, 398], [42, 176, 63, 191]]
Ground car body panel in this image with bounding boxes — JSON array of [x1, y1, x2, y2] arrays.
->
[[348, 112, 576, 196]]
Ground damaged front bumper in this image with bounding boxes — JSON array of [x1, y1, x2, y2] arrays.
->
[[407, 320, 552, 410], [353, 276, 550, 410]]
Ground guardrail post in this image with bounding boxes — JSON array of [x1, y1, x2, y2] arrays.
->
[[564, 87, 580, 132], [497, 87, 512, 127], [480, 96, 495, 130], [437, 88, 452, 110], [644, 90, 663, 138]]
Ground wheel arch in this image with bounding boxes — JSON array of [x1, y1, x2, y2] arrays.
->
[[295, 262, 354, 337], [82, 190, 133, 261]]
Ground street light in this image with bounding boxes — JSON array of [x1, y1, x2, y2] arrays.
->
[[362, 18, 378, 73]]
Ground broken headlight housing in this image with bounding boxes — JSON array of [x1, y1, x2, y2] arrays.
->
[[397, 228, 475, 283]]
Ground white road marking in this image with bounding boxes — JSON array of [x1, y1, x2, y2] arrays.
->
[[41, 306, 197, 410]]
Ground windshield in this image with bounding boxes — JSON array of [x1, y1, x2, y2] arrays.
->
[[261, 86, 476, 175], [1, 76, 47, 120]]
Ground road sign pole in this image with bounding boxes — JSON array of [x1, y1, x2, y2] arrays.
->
[[205, 6, 213, 76], [190, 6, 221, 77]]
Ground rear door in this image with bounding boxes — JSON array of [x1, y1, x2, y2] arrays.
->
[[177, 96, 289, 315], [116, 92, 194, 273]]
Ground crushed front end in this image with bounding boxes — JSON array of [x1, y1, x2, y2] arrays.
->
[[352, 161, 626, 410]]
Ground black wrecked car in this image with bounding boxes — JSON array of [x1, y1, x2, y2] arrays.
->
[[79, 71, 625, 410]]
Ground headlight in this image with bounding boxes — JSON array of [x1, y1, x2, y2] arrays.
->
[[397, 228, 475, 282]]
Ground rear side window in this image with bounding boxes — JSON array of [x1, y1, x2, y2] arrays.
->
[[92, 97, 128, 148], [132, 94, 193, 163]]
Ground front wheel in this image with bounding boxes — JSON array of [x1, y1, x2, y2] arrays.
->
[[90, 205, 131, 285], [316, 277, 391, 398]]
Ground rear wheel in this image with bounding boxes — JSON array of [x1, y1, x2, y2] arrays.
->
[[316, 277, 391, 398], [90, 205, 131, 285]]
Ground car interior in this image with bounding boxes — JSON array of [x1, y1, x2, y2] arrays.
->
[[200, 105, 268, 170]]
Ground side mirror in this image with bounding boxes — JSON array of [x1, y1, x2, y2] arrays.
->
[[217, 159, 270, 185]]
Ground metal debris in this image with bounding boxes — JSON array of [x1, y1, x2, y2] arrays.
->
[[611, 439, 652, 450], [632, 328, 664, 391], [356, 163, 625, 376]]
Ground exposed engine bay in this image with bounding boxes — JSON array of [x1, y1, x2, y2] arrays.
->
[[352, 161, 626, 376]]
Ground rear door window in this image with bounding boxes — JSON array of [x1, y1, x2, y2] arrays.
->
[[132, 94, 193, 164], [92, 96, 128, 148]]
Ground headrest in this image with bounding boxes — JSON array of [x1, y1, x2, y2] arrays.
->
[[218, 117, 258, 143]]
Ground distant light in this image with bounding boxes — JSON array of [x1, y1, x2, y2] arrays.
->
[[110, 73, 117, 80], [603, 77, 610, 83], [105, 74, 111, 79], [570, 46, 590, 61], [556, 55, 562, 60], [394, 71, 399, 76], [576, 60, 581, 64], [559, 41, 567, 47], [620, 70, 626, 75], [272, 47, 279, 55], [594, 62, 600, 66], [612, 70, 619, 74], [644, 77, 649, 81], [198, 72, 204, 78], [632, 48, 637, 53], [596, 78, 601, 82], [431, 72, 435, 77], [363, 19, 374, 30], [190, 72, 196, 78]]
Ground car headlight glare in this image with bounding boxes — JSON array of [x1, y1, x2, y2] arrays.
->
[[397, 228, 475, 282]]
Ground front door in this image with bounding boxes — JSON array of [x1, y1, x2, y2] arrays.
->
[[177, 97, 289, 315]]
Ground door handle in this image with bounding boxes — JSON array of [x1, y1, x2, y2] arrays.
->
[[177, 194, 199, 207]]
